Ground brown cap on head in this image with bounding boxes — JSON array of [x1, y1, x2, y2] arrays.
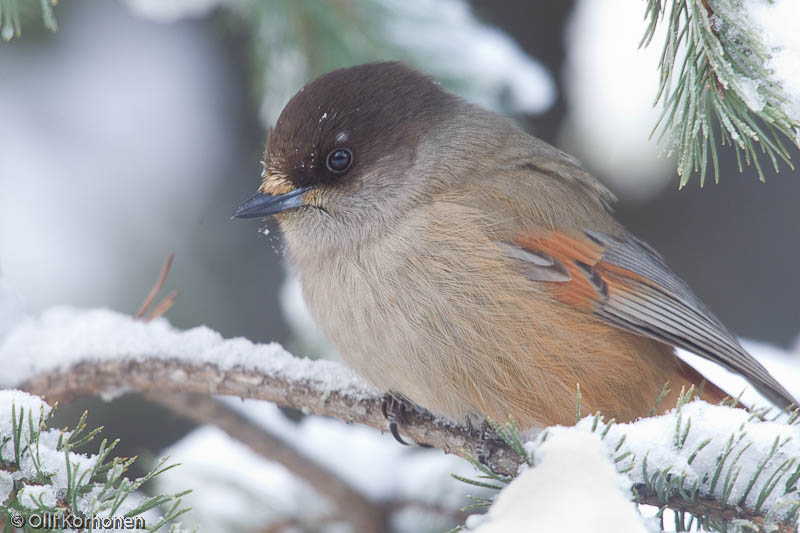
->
[[233, 62, 463, 221], [264, 62, 458, 192]]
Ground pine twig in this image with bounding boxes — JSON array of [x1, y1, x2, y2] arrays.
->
[[135, 252, 178, 321], [143, 290, 178, 322], [0, 0, 58, 41], [642, 0, 799, 186]]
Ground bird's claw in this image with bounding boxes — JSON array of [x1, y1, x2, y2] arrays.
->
[[477, 420, 504, 467], [381, 392, 413, 445], [381, 392, 434, 447]]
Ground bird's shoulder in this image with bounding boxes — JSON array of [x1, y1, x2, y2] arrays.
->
[[447, 128, 620, 237]]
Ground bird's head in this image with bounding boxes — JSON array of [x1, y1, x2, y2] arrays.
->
[[233, 62, 463, 253]]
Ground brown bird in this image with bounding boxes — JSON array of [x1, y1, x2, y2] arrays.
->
[[234, 62, 795, 429]]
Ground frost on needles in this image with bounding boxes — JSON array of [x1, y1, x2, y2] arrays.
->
[[642, 0, 800, 186], [0, 390, 191, 532]]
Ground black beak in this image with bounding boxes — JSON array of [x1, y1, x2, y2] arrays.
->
[[232, 186, 313, 219]]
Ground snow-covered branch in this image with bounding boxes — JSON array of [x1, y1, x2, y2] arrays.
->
[[15, 359, 800, 532], [17, 353, 513, 478], [3, 307, 800, 531], [0, 391, 191, 532]]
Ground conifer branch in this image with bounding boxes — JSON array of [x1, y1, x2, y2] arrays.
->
[[0, 397, 190, 531], [16, 356, 800, 531], [642, 0, 799, 186], [0, 0, 58, 41]]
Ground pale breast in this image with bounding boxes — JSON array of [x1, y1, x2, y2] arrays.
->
[[290, 201, 679, 429], [292, 202, 549, 424]]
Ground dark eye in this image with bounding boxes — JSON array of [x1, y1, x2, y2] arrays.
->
[[326, 148, 353, 174]]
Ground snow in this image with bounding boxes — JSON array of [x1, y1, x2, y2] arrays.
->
[[16, 484, 58, 510], [733, 76, 766, 113], [2, 304, 800, 531], [0, 392, 57, 506], [0, 389, 53, 427], [256, 0, 555, 125], [219, 397, 479, 506], [542, 401, 800, 526], [154, 401, 484, 532], [678, 339, 800, 411], [2, 280, 800, 530], [603, 401, 800, 517], [0, 391, 96, 507], [378, 0, 555, 115], [561, 0, 675, 202], [0, 391, 80, 504], [121, 0, 231, 22], [743, 0, 800, 122], [0, 283, 478, 530], [467, 398, 800, 531], [0, 469, 12, 505], [0, 306, 371, 398], [0, 390, 187, 530], [470, 431, 651, 533], [152, 425, 335, 532], [459, 333, 800, 531]]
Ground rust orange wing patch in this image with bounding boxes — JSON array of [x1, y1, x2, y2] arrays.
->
[[507, 229, 796, 409], [514, 231, 607, 311]]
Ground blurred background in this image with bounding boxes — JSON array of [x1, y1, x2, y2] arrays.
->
[[1, 0, 799, 531]]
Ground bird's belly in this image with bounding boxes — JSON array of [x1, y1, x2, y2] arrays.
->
[[299, 254, 466, 419], [296, 220, 687, 429]]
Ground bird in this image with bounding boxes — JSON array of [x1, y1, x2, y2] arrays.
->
[[233, 62, 795, 429]]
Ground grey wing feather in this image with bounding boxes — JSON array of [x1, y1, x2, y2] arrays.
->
[[584, 230, 796, 409], [497, 242, 572, 282]]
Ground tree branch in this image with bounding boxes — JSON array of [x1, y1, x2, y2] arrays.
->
[[146, 392, 387, 533], [17, 357, 797, 532], [19, 357, 521, 471]]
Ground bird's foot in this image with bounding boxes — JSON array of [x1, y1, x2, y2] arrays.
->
[[380, 392, 432, 447], [381, 392, 414, 445], [477, 420, 505, 467]]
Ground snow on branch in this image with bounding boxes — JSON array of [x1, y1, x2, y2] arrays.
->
[[642, 0, 800, 186], [0, 390, 190, 531], [0, 307, 508, 471], [537, 401, 800, 532], [2, 307, 800, 531]]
